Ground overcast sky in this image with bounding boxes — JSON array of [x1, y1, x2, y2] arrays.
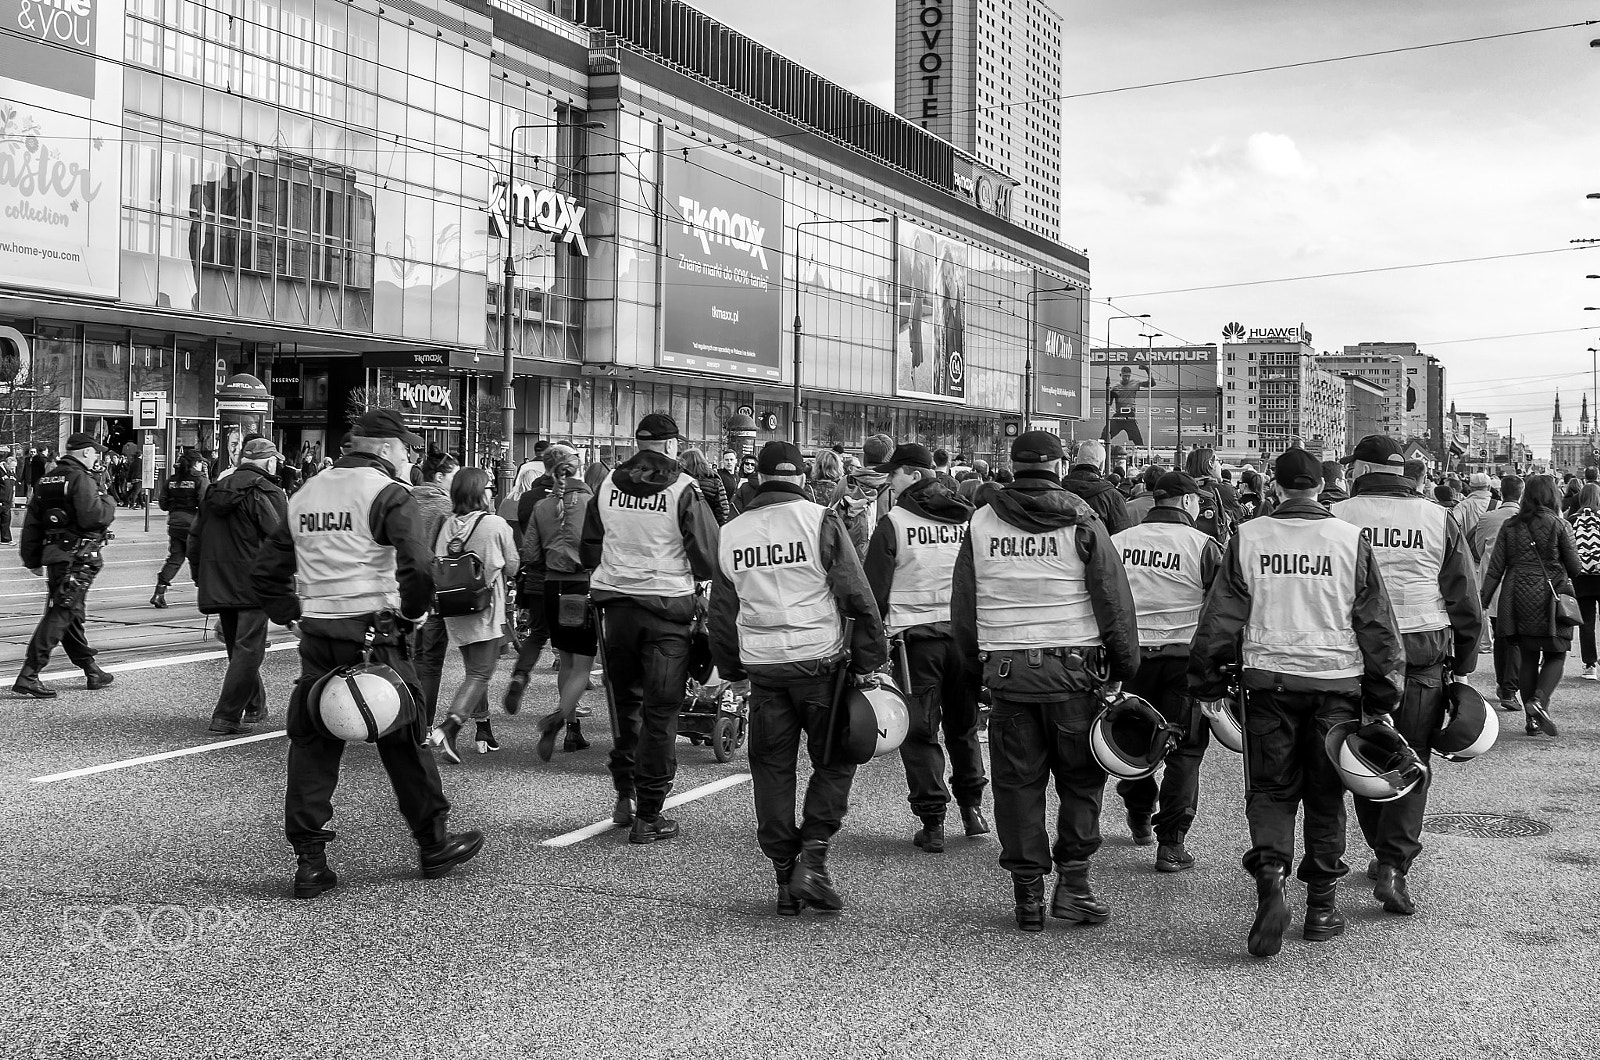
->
[[686, 0, 1600, 457]]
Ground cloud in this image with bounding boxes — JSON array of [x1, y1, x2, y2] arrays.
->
[[1134, 131, 1313, 207]]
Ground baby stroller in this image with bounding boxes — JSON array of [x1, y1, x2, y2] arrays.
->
[[678, 623, 749, 763]]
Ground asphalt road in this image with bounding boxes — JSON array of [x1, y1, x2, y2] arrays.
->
[[2, 522, 1598, 1058]]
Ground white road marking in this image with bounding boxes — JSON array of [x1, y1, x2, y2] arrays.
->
[[540, 773, 754, 848], [1, 642, 295, 684], [30, 730, 288, 784]]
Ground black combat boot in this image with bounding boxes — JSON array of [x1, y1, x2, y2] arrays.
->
[[960, 805, 991, 836], [1012, 874, 1046, 932], [1303, 880, 1346, 941], [84, 664, 115, 690], [12, 673, 56, 699], [774, 858, 801, 917], [1050, 860, 1110, 924], [1155, 842, 1195, 873], [790, 839, 843, 911], [1127, 811, 1155, 846], [912, 814, 946, 853], [1248, 864, 1291, 958], [419, 830, 485, 879], [612, 793, 635, 827], [629, 813, 680, 845], [1373, 864, 1416, 915], [150, 583, 169, 609], [563, 721, 590, 752], [293, 847, 337, 899]]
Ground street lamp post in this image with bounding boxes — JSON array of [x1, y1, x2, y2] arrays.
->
[[791, 216, 888, 445], [496, 119, 604, 498]]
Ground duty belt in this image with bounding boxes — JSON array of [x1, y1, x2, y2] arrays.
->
[[978, 646, 1098, 663]]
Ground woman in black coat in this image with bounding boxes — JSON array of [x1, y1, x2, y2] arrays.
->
[[1480, 475, 1582, 737]]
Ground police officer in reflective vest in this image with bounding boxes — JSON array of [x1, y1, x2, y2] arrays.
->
[[581, 413, 720, 843], [709, 441, 887, 914], [15, 433, 117, 699], [1190, 448, 1405, 958], [1111, 470, 1223, 871], [253, 409, 482, 898], [1331, 434, 1481, 916], [951, 430, 1140, 932], [863, 442, 989, 853], [150, 450, 208, 609]]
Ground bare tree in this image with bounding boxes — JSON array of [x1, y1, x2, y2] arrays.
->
[[345, 384, 399, 421]]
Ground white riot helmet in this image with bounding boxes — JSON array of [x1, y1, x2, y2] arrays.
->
[[1434, 682, 1498, 762], [1325, 719, 1427, 802], [1090, 693, 1180, 780], [839, 671, 911, 764], [308, 663, 416, 743], [1200, 696, 1245, 754]]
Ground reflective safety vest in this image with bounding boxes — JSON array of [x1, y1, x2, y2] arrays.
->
[[589, 472, 695, 598], [718, 499, 843, 665], [289, 465, 400, 618], [1112, 519, 1212, 647], [1330, 494, 1449, 633], [1237, 516, 1363, 679], [883, 506, 966, 634], [968, 505, 1100, 651]]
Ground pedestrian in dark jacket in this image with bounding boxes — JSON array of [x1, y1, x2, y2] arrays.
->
[[1480, 474, 1582, 737], [680, 447, 731, 524], [829, 433, 897, 557], [151, 452, 209, 608], [189, 438, 289, 732], [734, 451, 761, 515], [525, 451, 597, 758], [716, 452, 742, 516], [410, 451, 460, 725], [1063, 439, 1131, 535], [950, 431, 1140, 932], [0, 451, 16, 543]]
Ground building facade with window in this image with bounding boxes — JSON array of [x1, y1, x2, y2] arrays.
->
[[1220, 331, 1345, 465], [0, 0, 1090, 476]]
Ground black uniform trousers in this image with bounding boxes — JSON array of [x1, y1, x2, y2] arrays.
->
[[1353, 667, 1445, 875], [1242, 687, 1360, 884], [284, 632, 450, 852], [1116, 652, 1210, 844], [157, 517, 193, 585], [1, 500, 11, 542], [1490, 618, 1517, 699], [897, 632, 988, 818], [410, 614, 449, 726], [212, 608, 268, 723], [748, 663, 857, 862], [988, 693, 1106, 877], [23, 560, 101, 676], [598, 602, 690, 816]]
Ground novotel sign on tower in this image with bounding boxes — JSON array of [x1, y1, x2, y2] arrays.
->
[[488, 181, 588, 256]]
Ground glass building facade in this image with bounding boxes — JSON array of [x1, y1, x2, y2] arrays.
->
[[0, 0, 1089, 473]]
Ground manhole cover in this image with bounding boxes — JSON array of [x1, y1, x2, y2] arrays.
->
[[1422, 812, 1550, 838]]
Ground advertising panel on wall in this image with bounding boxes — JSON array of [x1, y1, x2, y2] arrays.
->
[[658, 136, 784, 381], [1033, 285, 1084, 420], [1401, 352, 1432, 443], [895, 218, 967, 403], [1082, 346, 1221, 450], [0, 0, 124, 298]]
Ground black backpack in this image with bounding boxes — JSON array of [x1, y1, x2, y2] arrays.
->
[[432, 513, 493, 616], [1194, 481, 1233, 543]]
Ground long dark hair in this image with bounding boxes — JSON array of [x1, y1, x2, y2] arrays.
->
[[422, 451, 460, 482], [450, 467, 493, 515], [1517, 475, 1561, 521]]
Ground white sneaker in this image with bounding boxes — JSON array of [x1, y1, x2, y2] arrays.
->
[[1583, 666, 1597, 681]]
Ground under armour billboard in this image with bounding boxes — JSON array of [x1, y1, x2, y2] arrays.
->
[[659, 137, 784, 382], [1083, 346, 1221, 451]]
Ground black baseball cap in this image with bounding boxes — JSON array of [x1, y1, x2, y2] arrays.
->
[[1153, 471, 1201, 499], [1011, 430, 1064, 465], [1344, 434, 1404, 467], [1275, 448, 1324, 490], [64, 432, 103, 453], [353, 408, 423, 447], [635, 413, 680, 441], [755, 440, 805, 475], [876, 442, 934, 473]]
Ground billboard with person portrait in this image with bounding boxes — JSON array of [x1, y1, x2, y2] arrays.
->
[[895, 219, 966, 402], [1082, 346, 1221, 451]]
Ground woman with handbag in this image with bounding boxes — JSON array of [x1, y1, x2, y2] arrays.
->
[[523, 446, 599, 760], [430, 467, 520, 762], [1480, 475, 1582, 736]]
